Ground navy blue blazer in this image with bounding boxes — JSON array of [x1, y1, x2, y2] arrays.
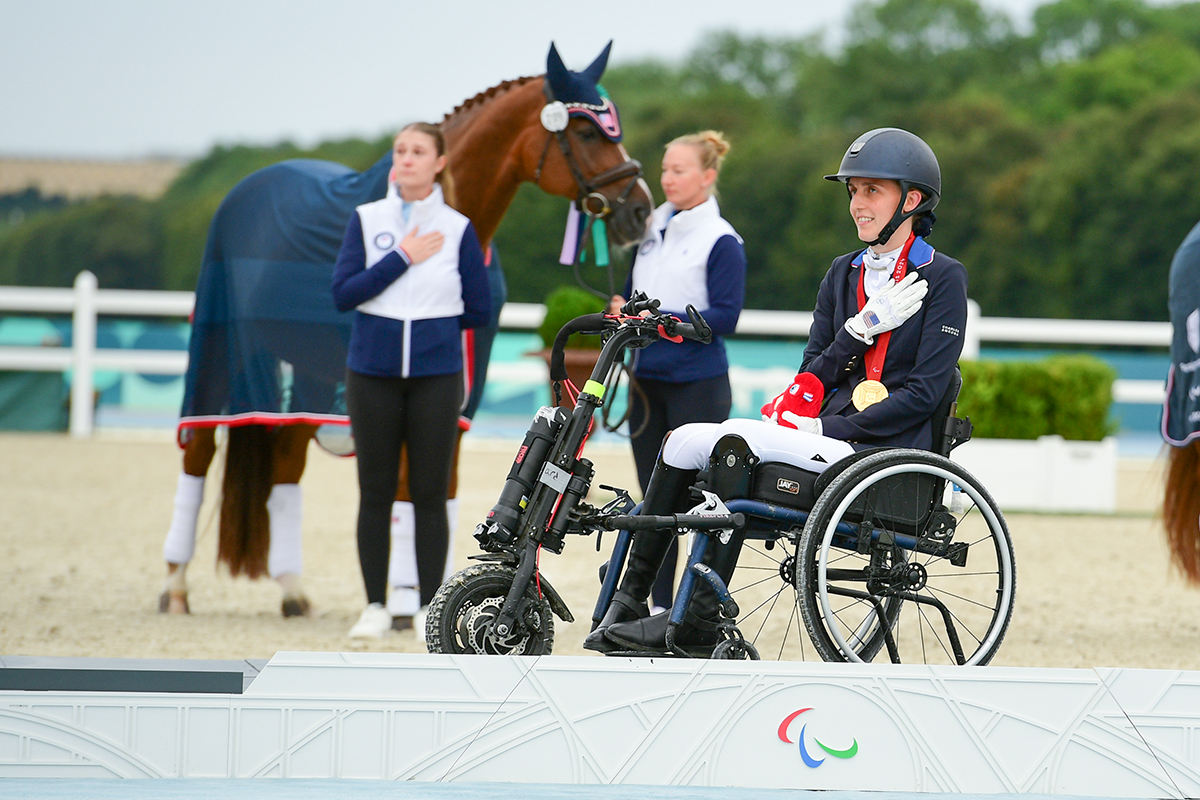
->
[[800, 237, 968, 450]]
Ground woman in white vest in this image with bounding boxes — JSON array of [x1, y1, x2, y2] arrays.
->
[[331, 122, 491, 639], [593, 131, 746, 632]]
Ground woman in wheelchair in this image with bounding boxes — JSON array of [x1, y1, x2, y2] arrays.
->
[[585, 128, 969, 655]]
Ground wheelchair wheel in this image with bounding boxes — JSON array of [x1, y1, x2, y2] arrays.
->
[[797, 449, 1015, 666], [729, 530, 899, 662], [425, 564, 555, 655]]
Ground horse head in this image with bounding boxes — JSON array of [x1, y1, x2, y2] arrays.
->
[[442, 42, 652, 248]]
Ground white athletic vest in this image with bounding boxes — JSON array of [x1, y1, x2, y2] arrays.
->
[[355, 183, 469, 321], [630, 195, 741, 312]]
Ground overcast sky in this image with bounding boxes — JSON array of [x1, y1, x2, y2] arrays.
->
[[5, 0, 1061, 160]]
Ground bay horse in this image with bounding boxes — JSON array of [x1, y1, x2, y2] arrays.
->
[[160, 42, 652, 616]]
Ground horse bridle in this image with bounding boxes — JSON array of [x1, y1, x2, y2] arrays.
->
[[534, 92, 643, 219]]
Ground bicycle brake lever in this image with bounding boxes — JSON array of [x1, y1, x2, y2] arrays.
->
[[686, 304, 713, 343]]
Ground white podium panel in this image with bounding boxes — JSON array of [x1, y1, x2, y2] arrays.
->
[[1, 652, 1196, 798]]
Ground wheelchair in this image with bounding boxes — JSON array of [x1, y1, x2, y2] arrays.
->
[[426, 296, 1015, 666]]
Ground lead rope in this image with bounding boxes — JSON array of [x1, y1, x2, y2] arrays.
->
[[598, 350, 649, 439]]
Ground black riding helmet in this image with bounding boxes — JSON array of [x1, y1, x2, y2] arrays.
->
[[825, 128, 940, 247]]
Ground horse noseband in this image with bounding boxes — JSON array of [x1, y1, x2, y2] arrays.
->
[[536, 127, 643, 220], [582, 159, 643, 216], [582, 193, 610, 218]]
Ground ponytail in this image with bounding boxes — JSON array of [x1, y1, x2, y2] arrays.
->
[[667, 130, 731, 177], [912, 210, 936, 238]]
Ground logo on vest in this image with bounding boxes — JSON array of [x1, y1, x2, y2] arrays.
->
[[374, 232, 396, 250], [639, 239, 656, 256]]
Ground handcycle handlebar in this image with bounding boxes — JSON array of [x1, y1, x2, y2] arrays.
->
[[548, 299, 713, 382], [620, 295, 660, 316], [549, 313, 609, 382], [668, 305, 713, 345]]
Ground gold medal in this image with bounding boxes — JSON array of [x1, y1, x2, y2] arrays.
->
[[852, 379, 889, 410]]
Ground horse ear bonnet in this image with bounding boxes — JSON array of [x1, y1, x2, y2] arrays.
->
[[579, 41, 611, 86], [545, 41, 622, 142]]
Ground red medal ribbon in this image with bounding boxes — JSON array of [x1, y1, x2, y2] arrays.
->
[[856, 233, 917, 384]]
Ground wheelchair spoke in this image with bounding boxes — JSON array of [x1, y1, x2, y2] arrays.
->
[[728, 540, 810, 660], [734, 572, 786, 593], [772, 597, 804, 661], [926, 586, 999, 645]]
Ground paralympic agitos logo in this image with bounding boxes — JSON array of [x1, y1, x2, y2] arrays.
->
[[778, 708, 859, 768]]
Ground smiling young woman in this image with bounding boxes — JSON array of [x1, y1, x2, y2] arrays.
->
[[588, 128, 970, 656]]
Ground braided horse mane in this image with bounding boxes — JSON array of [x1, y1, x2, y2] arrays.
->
[[441, 75, 540, 130]]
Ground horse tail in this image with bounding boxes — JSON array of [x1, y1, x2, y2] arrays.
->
[[218, 425, 274, 579], [1163, 440, 1200, 585]]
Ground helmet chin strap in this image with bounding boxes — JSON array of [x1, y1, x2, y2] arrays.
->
[[867, 180, 936, 247]]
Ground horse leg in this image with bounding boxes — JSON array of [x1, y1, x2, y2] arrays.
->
[[387, 431, 462, 629], [160, 427, 217, 614], [269, 423, 318, 617]]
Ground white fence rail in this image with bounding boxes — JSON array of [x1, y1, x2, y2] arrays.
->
[[0, 272, 1173, 437]]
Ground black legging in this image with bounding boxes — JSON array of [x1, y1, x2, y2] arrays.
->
[[628, 373, 733, 609], [346, 369, 462, 607]]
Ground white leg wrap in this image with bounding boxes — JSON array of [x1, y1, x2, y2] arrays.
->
[[388, 500, 417, 588], [387, 586, 420, 616], [444, 498, 458, 583], [162, 473, 205, 565], [387, 501, 420, 616], [266, 483, 303, 579], [385, 499, 455, 614]]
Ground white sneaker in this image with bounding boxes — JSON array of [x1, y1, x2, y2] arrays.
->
[[414, 606, 429, 644], [348, 603, 392, 638]]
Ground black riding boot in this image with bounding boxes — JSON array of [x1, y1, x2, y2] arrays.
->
[[604, 527, 747, 657], [583, 459, 697, 653]]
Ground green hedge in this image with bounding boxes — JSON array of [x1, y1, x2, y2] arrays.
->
[[957, 355, 1117, 441], [537, 286, 607, 351]]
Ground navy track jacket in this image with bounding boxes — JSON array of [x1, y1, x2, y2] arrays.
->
[[800, 237, 968, 451]]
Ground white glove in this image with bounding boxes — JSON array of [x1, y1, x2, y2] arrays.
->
[[845, 271, 928, 343], [778, 411, 822, 435]]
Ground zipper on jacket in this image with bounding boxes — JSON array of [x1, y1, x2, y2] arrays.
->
[[402, 318, 412, 378]]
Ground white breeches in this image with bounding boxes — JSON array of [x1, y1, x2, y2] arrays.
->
[[662, 418, 856, 474]]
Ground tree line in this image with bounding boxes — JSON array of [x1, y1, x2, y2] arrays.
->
[[4, 0, 1200, 321]]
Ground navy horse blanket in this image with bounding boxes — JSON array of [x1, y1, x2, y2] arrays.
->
[[179, 153, 507, 435], [179, 153, 392, 431], [1164, 218, 1200, 445]]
